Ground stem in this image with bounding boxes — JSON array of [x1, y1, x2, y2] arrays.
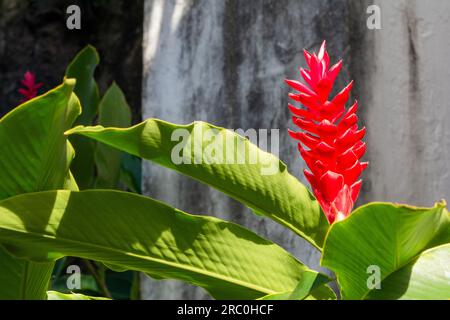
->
[[83, 259, 112, 299]]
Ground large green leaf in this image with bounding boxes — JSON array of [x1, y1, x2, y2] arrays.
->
[[0, 190, 325, 300], [0, 79, 81, 299], [66, 45, 100, 125], [95, 83, 132, 188], [322, 201, 450, 300], [366, 244, 450, 299], [67, 120, 329, 249], [0, 80, 80, 198], [66, 45, 100, 189], [0, 252, 54, 300]]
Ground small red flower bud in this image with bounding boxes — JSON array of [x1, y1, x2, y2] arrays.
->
[[18, 71, 43, 102], [286, 41, 367, 224]]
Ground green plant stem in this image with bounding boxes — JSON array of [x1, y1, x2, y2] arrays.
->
[[83, 259, 112, 299]]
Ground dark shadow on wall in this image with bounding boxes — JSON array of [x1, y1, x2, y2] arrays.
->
[[0, 0, 143, 123]]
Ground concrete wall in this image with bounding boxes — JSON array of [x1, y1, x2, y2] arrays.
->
[[361, 0, 450, 206], [141, 0, 450, 299]]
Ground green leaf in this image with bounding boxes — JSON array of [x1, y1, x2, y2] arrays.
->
[[66, 45, 100, 125], [0, 190, 319, 300], [0, 80, 80, 199], [66, 45, 100, 189], [0, 249, 54, 300], [95, 83, 132, 189], [66, 120, 329, 249], [366, 244, 450, 300], [322, 201, 450, 300], [47, 291, 109, 300], [0, 79, 81, 299], [302, 284, 337, 300], [258, 271, 336, 300], [287, 270, 331, 300]]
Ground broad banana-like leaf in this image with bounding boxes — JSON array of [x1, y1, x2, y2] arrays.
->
[[0, 255, 54, 300], [0, 80, 80, 199], [0, 190, 327, 300], [95, 83, 132, 188], [322, 201, 450, 300], [258, 271, 336, 300], [366, 244, 450, 299], [66, 45, 100, 126], [66, 45, 100, 189], [67, 120, 329, 249], [47, 291, 109, 300], [0, 79, 81, 299]]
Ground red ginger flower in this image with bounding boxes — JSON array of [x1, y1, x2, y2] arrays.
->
[[286, 41, 367, 224], [18, 71, 43, 102]]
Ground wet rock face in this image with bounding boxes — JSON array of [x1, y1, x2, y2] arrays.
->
[[0, 0, 143, 122]]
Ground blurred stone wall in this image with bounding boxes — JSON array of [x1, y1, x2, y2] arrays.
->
[[141, 0, 450, 299], [0, 0, 143, 122]]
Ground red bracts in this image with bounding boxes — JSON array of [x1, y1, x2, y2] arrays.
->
[[19, 71, 43, 102], [286, 41, 367, 224]]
